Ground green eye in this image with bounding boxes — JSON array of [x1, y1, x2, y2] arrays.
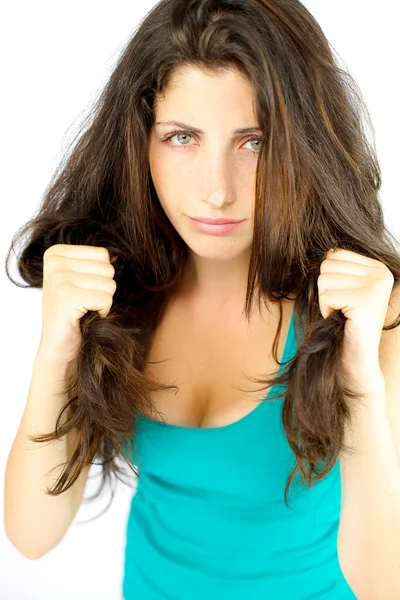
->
[[171, 132, 192, 145], [248, 137, 262, 151], [163, 131, 263, 152]]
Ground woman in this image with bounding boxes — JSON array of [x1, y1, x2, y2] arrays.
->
[[4, 0, 400, 598]]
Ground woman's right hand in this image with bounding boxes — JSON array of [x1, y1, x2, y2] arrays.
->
[[36, 244, 118, 364]]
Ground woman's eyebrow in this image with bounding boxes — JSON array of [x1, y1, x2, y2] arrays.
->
[[155, 120, 262, 135]]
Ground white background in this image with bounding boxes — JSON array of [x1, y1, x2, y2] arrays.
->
[[1, 1, 399, 598]]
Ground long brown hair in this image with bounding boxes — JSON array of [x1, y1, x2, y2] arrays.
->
[[6, 0, 400, 518]]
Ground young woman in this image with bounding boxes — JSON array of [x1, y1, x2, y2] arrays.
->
[[4, 0, 400, 598]]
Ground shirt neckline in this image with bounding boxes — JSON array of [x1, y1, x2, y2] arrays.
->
[[137, 307, 295, 433]]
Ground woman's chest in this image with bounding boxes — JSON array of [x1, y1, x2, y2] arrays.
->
[[141, 299, 293, 428]]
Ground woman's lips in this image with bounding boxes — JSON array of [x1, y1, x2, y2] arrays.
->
[[188, 216, 243, 234]]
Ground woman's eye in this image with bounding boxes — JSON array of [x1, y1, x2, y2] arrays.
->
[[163, 131, 262, 152], [247, 137, 262, 151], [166, 132, 194, 147]]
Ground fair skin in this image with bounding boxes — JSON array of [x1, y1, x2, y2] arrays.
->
[[148, 64, 263, 316], [144, 64, 294, 433]]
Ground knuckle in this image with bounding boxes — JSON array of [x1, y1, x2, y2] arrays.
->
[[44, 256, 60, 272], [43, 247, 53, 262], [44, 244, 62, 259], [100, 247, 111, 262]]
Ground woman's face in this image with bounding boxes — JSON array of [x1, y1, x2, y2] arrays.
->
[[148, 64, 262, 263]]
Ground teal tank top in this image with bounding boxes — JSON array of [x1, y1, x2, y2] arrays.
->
[[121, 309, 357, 599]]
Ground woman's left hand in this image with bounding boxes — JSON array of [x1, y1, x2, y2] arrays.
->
[[318, 247, 394, 389]]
